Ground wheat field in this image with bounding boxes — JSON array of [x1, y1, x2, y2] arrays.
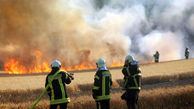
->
[[0, 58, 194, 90], [0, 84, 193, 109], [0, 59, 194, 109]]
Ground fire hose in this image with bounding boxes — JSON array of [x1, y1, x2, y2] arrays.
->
[[30, 70, 62, 109]]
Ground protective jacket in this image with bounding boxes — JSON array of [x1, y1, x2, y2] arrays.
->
[[185, 49, 189, 58], [154, 52, 159, 62], [45, 68, 71, 105], [122, 61, 141, 90], [92, 68, 112, 101]]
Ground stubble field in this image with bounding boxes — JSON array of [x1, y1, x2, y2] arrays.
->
[[0, 58, 194, 109]]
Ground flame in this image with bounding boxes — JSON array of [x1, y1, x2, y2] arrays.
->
[[3, 50, 123, 74], [4, 58, 51, 74], [4, 59, 123, 74], [110, 60, 123, 67]]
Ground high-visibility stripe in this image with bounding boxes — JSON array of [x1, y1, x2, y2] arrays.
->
[[132, 73, 141, 77], [48, 70, 61, 101], [126, 67, 130, 76], [138, 67, 141, 72], [65, 72, 68, 80], [93, 86, 100, 90], [48, 70, 70, 104], [58, 78, 65, 98], [123, 78, 128, 89], [103, 71, 111, 75], [102, 71, 111, 96], [50, 97, 70, 105], [133, 76, 138, 88], [96, 95, 110, 101], [94, 71, 111, 101], [95, 71, 111, 101], [56, 70, 68, 80], [128, 87, 141, 90], [99, 102, 101, 109], [95, 75, 100, 80], [50, 83, 54, 101], [48, 74, 62, 81], [102, 74, 105, 96], [128, 73, 141, 90]]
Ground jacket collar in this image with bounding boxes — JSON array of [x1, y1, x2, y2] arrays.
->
[[98, 66, 107, 71]]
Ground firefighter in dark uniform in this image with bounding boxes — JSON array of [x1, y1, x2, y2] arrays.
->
[[121, 55, 141, 109], [45, 60, 74, 109], [185, 48, 189, 59], [92, 58, 112, 109], [153, 51, 159, 63]]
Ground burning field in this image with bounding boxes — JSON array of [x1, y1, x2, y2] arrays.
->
[[0, 59, 194, 109], [0, 0, 194, 75], [0, 0, 194, 108]]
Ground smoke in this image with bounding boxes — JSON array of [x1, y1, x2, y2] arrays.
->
[[89, 0, 194, 61], [0, 0, 194, 69]]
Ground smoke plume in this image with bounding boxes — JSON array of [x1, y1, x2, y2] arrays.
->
[[0, 0, 194, 70]]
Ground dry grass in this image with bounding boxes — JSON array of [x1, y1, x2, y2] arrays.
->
[[0, 58, 194, 90], [0, 71, 193, 109], [0, 85, 193, 109], [140, 58, 194, 77], [0, 71, 193, 103], [0, 59, 194, 109]]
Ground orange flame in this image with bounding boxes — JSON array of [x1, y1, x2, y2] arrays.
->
[[110, 60, 123, 67], [4, 59, 123, 74], [4, 50, 123, 74], [4, 58, 51, 74]]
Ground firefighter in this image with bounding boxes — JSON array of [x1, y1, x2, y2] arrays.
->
[[153, 51, 159, 63], [45, 60, 74, 109], [121, 55, 141, 109], [185, 48, 189, 59], [92, 58, 112, 109]]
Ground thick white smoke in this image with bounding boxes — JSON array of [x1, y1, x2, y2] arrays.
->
[[73, 0, 194, 61]]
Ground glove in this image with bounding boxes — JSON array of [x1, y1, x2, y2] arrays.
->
[[67, 73, 74, 80]]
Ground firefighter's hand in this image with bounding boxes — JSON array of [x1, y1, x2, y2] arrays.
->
[[67, 73, 74, 80]]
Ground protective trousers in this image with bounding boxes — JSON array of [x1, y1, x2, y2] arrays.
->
[[96, 99, 110, 109], [125, 90, 139, 109]]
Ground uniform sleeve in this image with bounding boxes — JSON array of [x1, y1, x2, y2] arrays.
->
[[92, 71, 101, 99], [122, 65, 128, 76], [137, 65, 141, 73], [62, 71, 71, 84], [110, 74, 112, 89], [45, 76, 48, 88], [45, 75, 51, 97]]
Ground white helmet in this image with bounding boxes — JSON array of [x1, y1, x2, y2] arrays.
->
[[96, 58, 106, 68], [51, 60, 61, 68], [125, 55, 134, 63]]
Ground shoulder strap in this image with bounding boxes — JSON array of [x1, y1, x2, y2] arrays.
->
[[48, 70, 61, 84]]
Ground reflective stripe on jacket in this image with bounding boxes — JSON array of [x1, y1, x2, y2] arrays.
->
[[92, 70, 112, 101], [46, 70, 71, 105], [122, 64, 141, 90]]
